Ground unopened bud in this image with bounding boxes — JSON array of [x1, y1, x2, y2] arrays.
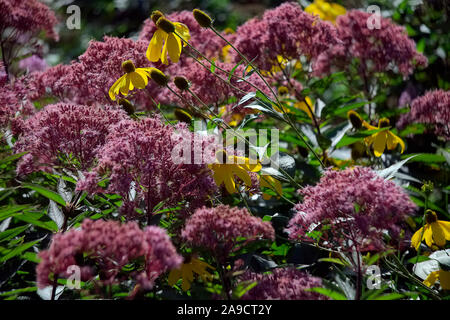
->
[[118, 98, 135, 115], [174, 108, 192, 124], [150, 68, 169, 86], [347, 110, 363, 129], [193, 9, 212, 28], [174, 76, 190, 91], [156, 17, 175, 33]]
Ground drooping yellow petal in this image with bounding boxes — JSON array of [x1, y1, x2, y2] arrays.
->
[[223, 172, 236, 194], [411, 227, 424, 250], [135, 69, 150, 86], [129, 71, 146, 89], [294, 97, 314, 120], [386, 131, 405, 153], [423, 271, 440, 287], [146, 29, 165, 62], [423, 225, 434, 247], [108, 75, 127, 100], [232, 165, 253, 188], [167, 33, 182, 63], [119, 76, 131, 96], [161, 34, 170, 65], [168, 268, 182, 286], [372, 131, 387, 157], [236, 157, 262, 172], [438, 220, 450, 240], [430, 222, 447, 247], [174, 22, 190, 45]]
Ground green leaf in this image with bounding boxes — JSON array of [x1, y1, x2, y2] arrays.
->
[[0, 225, 29, 243], [228, 60, 243, 82], [0, 239, 41, 262], [307, 287, 347, 300], [210, 61, 216, 73], [373, 293, 404, 300], [400, 153, 446, 164], [318, 258, 349, 266], [0, 151, 27, 165], [0, 205, 31, 222], [22, 184, 66, 206], [14, 212, 58, 232]]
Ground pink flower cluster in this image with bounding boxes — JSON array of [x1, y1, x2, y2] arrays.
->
[[0, 74, 43, 130], [238, 268, 327, 300], [397, 89, 450, 140], [76, 117, 216, 217], [313, 10, 427, 77], [181, 205, 275, 261], [231, 2, 339, 71], [19, 55, 48, 73], [0, 0, 59, 41], [286, 167, 417, 252], [38, 37, 156, 107], [14, 103, 127, 175], [36, 219, 182, 290]]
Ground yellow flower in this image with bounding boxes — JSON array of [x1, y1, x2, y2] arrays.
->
[[260, 175, 283, 200], [146, 17, 190, 65], [208, 150, 261, 194], [108, 60, 154, 101], [363, 118, 405, 157], [274, 96, 314, 120], [168, 257, 215, 291], [423, 269, 450, 290], [305, 0, 346, 24], [411, 210, 450, 251]]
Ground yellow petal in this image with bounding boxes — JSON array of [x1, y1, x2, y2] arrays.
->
[[174, 22, 190, 45], [129, 71, 146, 89], [119, 76, 131, 96], [223, 172, 236, 194], [440, 270, 450, 290], [386, 131, 405, 153], [108, 75, 127, 100], [135, 69, 150, 86], [430, 222, 446, 247], [423, 225, 434, 247], [423, 271, 440, 287], [373, 132, 387, 157], [161, 34, 169, 65], [232, 165, 252, 187], [146, 29, 165, 62], [168, 268, 182, 286], [411, 227, 424, 250], [362, 121, 378, 131], [167, 33, 182, 63], [438, 221, 450, 240]]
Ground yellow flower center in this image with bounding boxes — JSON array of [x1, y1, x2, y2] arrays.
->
[[156, 17, 176, 33], [121, 60, 135, 74]]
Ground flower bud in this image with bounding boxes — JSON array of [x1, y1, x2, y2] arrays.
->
[[150, 68, 169, 86], [174, 76, 190, 91], [156, 17, 175, 33], [347, 110, 363, 129], [118, 98, 135, 115], [121, 60, 135, 73], [174, 108, 192, 124], [193, 9, 212, 28], [151, 10, 164, 24]]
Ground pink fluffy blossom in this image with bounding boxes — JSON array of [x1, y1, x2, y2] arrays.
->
[[37, 36, 157, 108], [238, 268, 328, 300], [0, 0, 59, 41], [397, 89, 450, 140], [36, 219, 182, 290], [19, 55, 48, 73], [14, 103, 127, 175], [286, 167, 417, 252], [182, 205, 275, 261], [76, 116, 216, 217], [312, 10, 427, 78], [231, 2, 339, 71]]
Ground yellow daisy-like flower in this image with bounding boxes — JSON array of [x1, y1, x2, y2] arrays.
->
[[274, 96, 314, 120], [363, 118, 405, 157], [260, 175, 283, 200], [168, 257, 215, 291], [423, 269, 450, 290], [208, 150, 262, 194], [108, 60, 154, 101], [411, 210, 450, 251], [146, 16, 190, 65], [305, 0, 346, 24]]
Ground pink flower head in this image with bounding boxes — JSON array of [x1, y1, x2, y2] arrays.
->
[[397, 89, 450, 140], [38, 37, 157, 107], [182, 205, 275, 261], [36, 219, 182, 290], [76, 116, 216, 217], [239, 268, 328, 300], [0, 0, 59, 41], [19, 55, 48, 73], [232, 2, 339, 71], [14, 103, 127, 175], [286, 166, 417, 252], [313, 10, 427, 78]]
